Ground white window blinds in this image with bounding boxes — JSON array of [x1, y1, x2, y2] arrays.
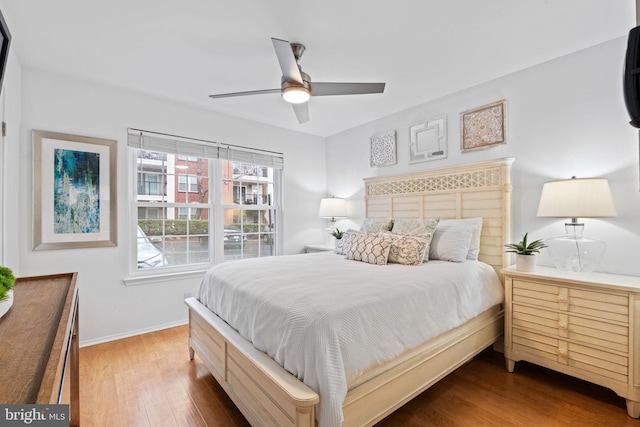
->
[[127, 129, 284, 169]]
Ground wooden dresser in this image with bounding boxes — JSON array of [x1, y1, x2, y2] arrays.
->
[[0, 273, 79, 426], [502, 266, 640, 418]]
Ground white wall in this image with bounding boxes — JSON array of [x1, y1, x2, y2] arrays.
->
[[12, 67, 326, 344], [1, 48, 20, 272], [326, 37, 640, 276]]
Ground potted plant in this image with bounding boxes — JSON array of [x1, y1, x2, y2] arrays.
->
[[0, 266, 15, 319], [505, 232, 547, 272], [332, 228, 345, 252]]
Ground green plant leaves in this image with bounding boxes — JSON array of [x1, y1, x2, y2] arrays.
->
[[504, 232, 548, 255]]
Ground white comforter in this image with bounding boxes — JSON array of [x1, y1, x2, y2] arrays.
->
[[197, 251, 504, 427]]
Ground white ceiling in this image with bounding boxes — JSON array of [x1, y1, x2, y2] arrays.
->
[[0, 1, 634, 137]]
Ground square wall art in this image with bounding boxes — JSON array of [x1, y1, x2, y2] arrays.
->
[[370, 130, 397, 167], [460, 100, 507, 152]]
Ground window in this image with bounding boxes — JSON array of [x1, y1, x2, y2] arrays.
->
[[222, 161, 277, 261], [128, 129, 283, 273], [177, 175, 199, 192]]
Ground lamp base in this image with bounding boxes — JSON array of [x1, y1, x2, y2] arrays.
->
[[546, 235, 606, 273]]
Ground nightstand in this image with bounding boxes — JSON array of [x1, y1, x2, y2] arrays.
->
[[502, 265, 640, 418], [304, 243, 335, 253]]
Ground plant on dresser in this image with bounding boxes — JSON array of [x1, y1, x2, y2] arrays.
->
[[0, 266, 16, 319], [502, 266, 640, 419], [505, 232, 547, 272]]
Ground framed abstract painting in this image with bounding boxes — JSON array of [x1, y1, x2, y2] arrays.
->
[[33, 130, 117, 250]]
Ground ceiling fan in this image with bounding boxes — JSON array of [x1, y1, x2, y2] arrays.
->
[[208, 38, 386, 124]]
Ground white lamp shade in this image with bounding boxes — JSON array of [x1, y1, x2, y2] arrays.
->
[[536, 178, 617, 218], [318, 197, 347, 219]]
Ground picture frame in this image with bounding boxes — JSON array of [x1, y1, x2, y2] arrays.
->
[[370, 130, 397, 167], [33, 130, 117, 250], [409, 115, 447, 163], [460, 100, 507, 152]]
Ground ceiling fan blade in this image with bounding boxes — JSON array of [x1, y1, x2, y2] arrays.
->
[[292, 103, 309, 124], [209, 88, 281, 99], [272, 37, 303, 84], [312, 82, 385, 96]]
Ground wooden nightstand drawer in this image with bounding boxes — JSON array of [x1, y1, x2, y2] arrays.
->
[[513, 279, 629, 323], [512, 328, 628, 383], [512, 304, 629, 353]]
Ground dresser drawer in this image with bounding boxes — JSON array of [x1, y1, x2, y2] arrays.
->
[[512, 303, 629, 353], [512, 279, 629, 324], [512, 328, 628, 383]]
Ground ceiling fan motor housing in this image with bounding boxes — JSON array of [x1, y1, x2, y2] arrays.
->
[[281, 70, 311, 91]]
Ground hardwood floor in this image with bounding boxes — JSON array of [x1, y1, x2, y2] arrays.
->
[[79, 325, 637, 426]]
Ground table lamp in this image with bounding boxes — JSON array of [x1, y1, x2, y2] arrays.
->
[[318, 197, 347, 238], [318, 197, 347, 223], [536, 177, 616, 273]]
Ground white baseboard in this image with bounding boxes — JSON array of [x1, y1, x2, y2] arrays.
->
[[79, 319, 189, 348]]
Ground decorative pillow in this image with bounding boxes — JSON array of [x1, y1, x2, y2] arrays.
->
[[381, 233, 431, 266], [346, 233, 394, 265], [438, 217, 483, 260], [390, 218, 439, 261], [428, 225, 474, 262], [359, 218, 393, 234], [336, 229, 360, 255]]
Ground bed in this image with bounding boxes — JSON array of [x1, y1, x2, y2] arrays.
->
[[185, 157, 514, 427]]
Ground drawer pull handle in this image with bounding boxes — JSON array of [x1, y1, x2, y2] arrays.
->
[[557, 348, 568, 356], [558, 295, 568, 302], [558, 321, 568, 329]]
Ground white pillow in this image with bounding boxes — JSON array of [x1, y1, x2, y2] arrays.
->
[[437, 218, 483, 260], [429, 225, 474, 262]]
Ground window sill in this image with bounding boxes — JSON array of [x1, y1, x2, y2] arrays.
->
[[122, 268, 209, 287]]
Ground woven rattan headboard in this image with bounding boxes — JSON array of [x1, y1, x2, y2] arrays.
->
[[364, 158, 514, 281]]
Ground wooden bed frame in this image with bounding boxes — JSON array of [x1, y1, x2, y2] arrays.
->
[[186, 157, 514, 427]]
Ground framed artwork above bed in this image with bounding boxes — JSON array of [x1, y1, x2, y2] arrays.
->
[[460, 100, 507, 152], [409, 115, 447, 163], [369, 130, 397, 167]]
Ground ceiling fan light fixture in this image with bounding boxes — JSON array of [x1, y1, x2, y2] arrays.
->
[[282, 86, 311, 104]]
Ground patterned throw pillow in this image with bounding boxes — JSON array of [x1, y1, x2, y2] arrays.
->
[[346, 233, 394, 265], [391, 218, 440, 235], [383, 233, 432, 266], [359, 218, 394, 234], [390, 218, 439, 261], [336, 229, 360, 255]]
